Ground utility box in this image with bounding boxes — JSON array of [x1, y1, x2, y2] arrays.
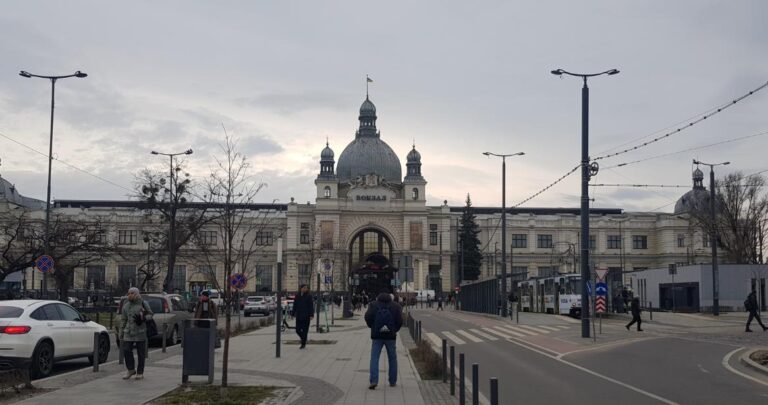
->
[[182, 319, 216, 384]]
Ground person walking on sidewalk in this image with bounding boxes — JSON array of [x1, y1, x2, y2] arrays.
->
[[625, 297, 643, 331], [195, 290, 221, 348], [745, 290, 767, 332], [120, 287, 153, 380], [365, 291, 403, 390], [293, 284, 314, 349], [436, 294, 444, 311]]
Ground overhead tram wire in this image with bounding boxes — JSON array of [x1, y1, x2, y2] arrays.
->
[[603, 129, 768, 170], [594, 80, 768, 162], [0, 130, 133, 193], [593, 184, 688, 188], [512, 164, 580, 207]]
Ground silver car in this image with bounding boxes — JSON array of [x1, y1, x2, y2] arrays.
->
[[116, 293, 192, 345], [243, 296, 270, 317]]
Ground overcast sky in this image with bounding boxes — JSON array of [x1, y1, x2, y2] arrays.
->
[[1, 1, 766, 212]]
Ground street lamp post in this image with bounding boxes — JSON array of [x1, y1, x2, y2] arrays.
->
[[483, 151, 525, 318], [150, 149, 193, 292], [551, 68, 619, 338], [693, 159, 730, 316], [19, 70, 87, 297]]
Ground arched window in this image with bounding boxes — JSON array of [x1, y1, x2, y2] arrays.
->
[[412, 187, 419, 200], [349, 229, 392, 264], [324, 186, 331, 198]]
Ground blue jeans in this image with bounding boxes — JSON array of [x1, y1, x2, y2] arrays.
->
[[370, 339, 397, 385]]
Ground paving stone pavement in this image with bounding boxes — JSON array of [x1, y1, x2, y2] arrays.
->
[[11, 314, 427, 405]]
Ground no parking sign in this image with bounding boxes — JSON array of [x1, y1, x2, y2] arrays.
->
[[229, 273, 247, 290], [35, 255, 54, 273]]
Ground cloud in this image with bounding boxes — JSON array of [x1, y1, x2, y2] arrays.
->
[[236, 91, 348, 115]]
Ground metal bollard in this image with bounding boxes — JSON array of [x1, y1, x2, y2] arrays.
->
[[472, 363, 479, 405], [417, 320, 422, 343], [459, 353, 465, 405], [649, 301, 653, 321], [162, 323, 168, 353], [442, 339, 448, 383], [96, 312, 100, 325], [92, 332, 100, 372], [490, 377, 499, 405], [450, 346, 455, 395]]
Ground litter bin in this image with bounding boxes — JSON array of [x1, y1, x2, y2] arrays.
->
[[182, 319, 216, 384]]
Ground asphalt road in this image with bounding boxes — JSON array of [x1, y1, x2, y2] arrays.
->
[[410, 308, 768, 404]]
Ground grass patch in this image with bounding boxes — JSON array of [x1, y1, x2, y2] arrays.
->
[[751, 350, 768, 366], [152, 385, 277, 405], [409, 340, 443, 380], [89, 312, 118, 329]]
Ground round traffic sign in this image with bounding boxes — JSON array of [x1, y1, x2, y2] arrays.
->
[[35, 255, 54, 273], [229, 273, 247, 290]]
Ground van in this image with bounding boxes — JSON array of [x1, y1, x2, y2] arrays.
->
[[416, 290, 436, 302]]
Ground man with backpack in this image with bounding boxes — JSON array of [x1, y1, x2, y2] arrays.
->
[[365, 290, 403, 390], [745, 290, 767, 332]]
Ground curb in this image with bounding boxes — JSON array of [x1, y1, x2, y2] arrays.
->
[[739, 348, 768, 376]]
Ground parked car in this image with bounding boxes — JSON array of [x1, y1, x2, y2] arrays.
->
[[0, 300, 111, 379], [116, 293, 193, 346], [243, 296, 270, 317], [66, 296, 81, 307], [265, 296, 277, 312]]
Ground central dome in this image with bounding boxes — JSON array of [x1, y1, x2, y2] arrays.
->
[[336, 96, 402, 184]]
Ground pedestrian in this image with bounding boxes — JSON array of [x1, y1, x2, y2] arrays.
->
[[365, 289, 403, 390], [119, 287, 153, 380], [194, 290, 221, 348], [437, 294, 444, 311], [293, 284, 314, 349], [625, 297, 643, 331], [745, 290, 767, 332]]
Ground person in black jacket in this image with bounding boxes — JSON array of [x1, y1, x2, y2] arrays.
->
[[364, 291, 403, 390], [745, 290, 767, 332], [293, 284, 314, 349], [625, 297, 643, 331]]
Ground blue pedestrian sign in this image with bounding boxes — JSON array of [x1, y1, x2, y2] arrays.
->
[[324, 275, 332, 284], [596, 282, 608, 297], [35, 255, 54, 273], [586, 281, 592, 296]]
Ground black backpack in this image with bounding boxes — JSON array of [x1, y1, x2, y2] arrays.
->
[[374, 305, 396, 338]]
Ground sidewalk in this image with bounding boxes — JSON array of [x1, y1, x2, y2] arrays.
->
[[13, 315, 427, 405]]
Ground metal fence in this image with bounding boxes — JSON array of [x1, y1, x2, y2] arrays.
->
[[458, 278, 499, 315]]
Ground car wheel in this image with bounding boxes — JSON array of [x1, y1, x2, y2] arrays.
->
[[166, 325, 178, 346], [31, 341, 54, 379], [97, 334, 110, 363]]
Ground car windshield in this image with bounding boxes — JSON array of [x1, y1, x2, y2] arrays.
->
[[0, 306, 23, 318], [143, 297, 164, 313], [247, 297, 264, 302]]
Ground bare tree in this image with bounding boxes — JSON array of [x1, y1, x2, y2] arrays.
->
[[136, 161, 212, 292], [689, 172, 768, 264], [0, 207, 40, 286]]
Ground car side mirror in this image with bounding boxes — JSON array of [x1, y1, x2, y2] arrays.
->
[[80, 314, 91, 323]]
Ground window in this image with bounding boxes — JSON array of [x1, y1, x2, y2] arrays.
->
[[117, 265, 137, 290], [324, 186, 331, 198], [537, 234, 553, 249], [89, 231, 107, 245], [320, 221, 334, 250], [703, 236, 710, 248], [57, 304, 81, 321], [170, 265, 186, 292], [412, 188, 419, 200], [200, 231, 217, 246], [410, 222, 422, 250], [607, 235, 621, 249], [42, 304, 63, 321], [589, 235, 596, 250], [255, 265, 273, 291], [300, 223, 310, 244], [298, 264, 311, 286], [256, 231, 274, 246], [86, 265, 106, 289], [429, 224, 438, 246], [632, 235, 648, 250], [118, 230, 138, 245], [677, 234, 685, 248], [512, 234, 527, 249]]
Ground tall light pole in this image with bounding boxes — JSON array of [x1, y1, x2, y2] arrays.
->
[[693, 159, 729, 316], [19, 70, 87, 297], [551, 68, 619, 338], [150, 149, 193, 292], [483, 151, 525, 318]]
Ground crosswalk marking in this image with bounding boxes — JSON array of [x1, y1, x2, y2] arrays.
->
[[552, 325, 570, 330], [456, 329, 484, 343], [469, 329, 498, 341], [443, 331, 466, 345], [538, 325, 561, 332], [493, 326, 527, 338], [484, 327, 515, 339], [425, 332, 443, 348], [497, 325, 537, 336], [516, 325, 552, 334], [557, 316, 581, 324]]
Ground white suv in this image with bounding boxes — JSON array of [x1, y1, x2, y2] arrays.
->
[[0, 300, 111, 378]]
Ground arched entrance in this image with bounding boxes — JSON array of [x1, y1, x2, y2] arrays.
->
[[349, 229, 397, 295]]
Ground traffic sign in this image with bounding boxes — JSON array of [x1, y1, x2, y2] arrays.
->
[[35, 255, 54, 273], [229, 273, 247, 290], [324, 275, 333, 284], [595, 268, 609, 281], [595, 282, 608, 297], [595, 296, 606, 313]]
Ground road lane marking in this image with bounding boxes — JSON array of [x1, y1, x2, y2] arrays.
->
[[552, 325, 570, 330], [516, 324, 551, 334], [505, 337, 679, 404], [442, 331, 467, 345], [469, 328, 498, 341], [456, 329, 484, 343], [538, 325, 562, 332], [425, 332, 443, 348], [493, 326, 528, 338], [484, 327, 515, 339], [722, 347, 768, 387], [499, 325, 538, 336], [557, 316, 581, 324]]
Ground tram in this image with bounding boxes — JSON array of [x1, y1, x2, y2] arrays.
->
[[518, 274, 582, 316]]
